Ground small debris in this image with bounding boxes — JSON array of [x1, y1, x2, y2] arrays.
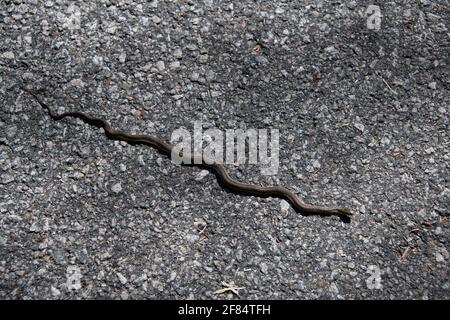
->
[[214, 282, 245, 296]]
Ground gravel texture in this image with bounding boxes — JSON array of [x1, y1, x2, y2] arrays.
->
[[0, 0, 449, 299]]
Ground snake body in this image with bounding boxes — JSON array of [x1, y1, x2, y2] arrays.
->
[[22, 87, 352, 219]]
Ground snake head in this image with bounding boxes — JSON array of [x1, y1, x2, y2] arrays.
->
[[337, 207, 353, 216]]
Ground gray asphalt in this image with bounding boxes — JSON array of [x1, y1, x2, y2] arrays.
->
[[0, 0, 448, 299]]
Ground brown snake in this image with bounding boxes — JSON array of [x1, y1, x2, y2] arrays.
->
[[22, 87, 352, 220]]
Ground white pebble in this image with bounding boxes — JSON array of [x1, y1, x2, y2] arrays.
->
[[51, 286, 61, 296], [195, 170, 209, 181], [173, 48, 183, 59], [2, 51, 15, 59], [280, 200, 290, 213], [111, 183, 122, 193], [354, 123, 365, 132], [156, 60, 165, 71], [117, 272, 128, 284]]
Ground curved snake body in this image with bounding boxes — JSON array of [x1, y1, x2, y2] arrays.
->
[[22, 88, 352, 219]]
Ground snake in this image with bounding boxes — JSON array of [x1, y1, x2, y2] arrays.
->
[[21, 87, 352, 220]]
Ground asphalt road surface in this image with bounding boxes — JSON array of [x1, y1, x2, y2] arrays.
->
[[0, 0, 448, 299]]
